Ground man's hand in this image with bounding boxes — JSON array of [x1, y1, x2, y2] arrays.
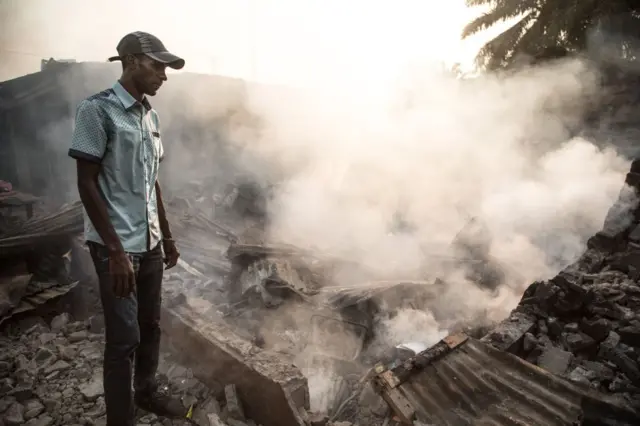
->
[[108, 250, 135, 297], [163, 238, 180, 269]]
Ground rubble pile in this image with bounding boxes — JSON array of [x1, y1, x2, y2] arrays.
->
[[0, 200, 84, 325], [484, 158, 640, 401], [0, 312, 277, 426]]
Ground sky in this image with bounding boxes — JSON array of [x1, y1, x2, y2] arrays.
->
[[0, 0, 513, 87]]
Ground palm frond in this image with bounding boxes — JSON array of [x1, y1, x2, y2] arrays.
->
[[474, 15, 534, 69], [465, 0, 494, 6], [462, 1, 538, 38]]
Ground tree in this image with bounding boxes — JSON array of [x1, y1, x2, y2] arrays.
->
[[462, 0, 640, 70]]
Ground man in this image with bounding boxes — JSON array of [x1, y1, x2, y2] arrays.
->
[[68, 31, 186, 426]]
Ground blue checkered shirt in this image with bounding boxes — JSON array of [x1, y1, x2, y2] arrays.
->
[[69, 82, 165, 253]]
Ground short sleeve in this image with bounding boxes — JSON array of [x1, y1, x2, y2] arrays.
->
[[68, 100, 108, 163]]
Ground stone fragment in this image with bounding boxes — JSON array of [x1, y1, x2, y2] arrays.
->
[[600, 186, 637, 239], [38, 334, 56, 345], [65, 321, 86, 333], [609, 374, 636, 393], [564, 323, 579, 333], [78, 376, 104, 402], [537, 346, 573, 375], [9, 383, 34, 402], [600, 331, 621, 350], [629, 224, 640, 242], [41, 398, 61, 413], [0, 398, 14, 413], [57, 345, 77, 362], [481, 312, 535, 354], [523, 333, 537, 352], [547, 318, 564, 339], [33, 348, 56, 366], [23, 399, 44, 419], [580, 318, 612, 342], [192, 396, 221, 426], [25, 415, 54, 426], [599, 331, 640, 383], [568, 366, 592, 385], [611, 250, 640, 274], [225, 384, 245, 421], [207, 413, 226, 426], [534, 281, 559, 305], [68, 331, 89, 343], [582, 361, 615, 382], [0, 361, 11, 379], [619, 324, 640, 348], [87, 315, 105, 334], [537, 320, 548, 335], [3, 403, 24, 426], [563, 332, 596, 352], [0, 377, 14, 394], [84, 397, 106, 418], [50, 313, 71, 332], [43, 360, 70, 375]]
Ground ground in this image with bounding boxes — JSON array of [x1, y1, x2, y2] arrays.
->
[[0, 312, 226, 426]]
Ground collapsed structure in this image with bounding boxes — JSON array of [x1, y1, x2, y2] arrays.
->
[[4, 144, 640, 426], [3, 59, 640, 426]]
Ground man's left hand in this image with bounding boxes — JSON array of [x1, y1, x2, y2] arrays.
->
[[163, 238, 180, 269]]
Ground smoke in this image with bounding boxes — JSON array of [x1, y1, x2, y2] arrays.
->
[[231, 56, 630, 343]]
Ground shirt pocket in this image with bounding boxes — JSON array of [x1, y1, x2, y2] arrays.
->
[[110, 127, 143, 182]]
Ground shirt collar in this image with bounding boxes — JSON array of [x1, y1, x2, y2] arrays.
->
[[112, 81, 152, 111]]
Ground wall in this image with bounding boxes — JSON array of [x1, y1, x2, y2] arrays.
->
[[0, 62, 256, 200]]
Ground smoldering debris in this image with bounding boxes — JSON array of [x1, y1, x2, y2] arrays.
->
[[153, 156, 640, 426], [156, 177, 521, 426], [459, 160, 640, 423], [0, 193, 83, 325], [3, 158, 640, 426]]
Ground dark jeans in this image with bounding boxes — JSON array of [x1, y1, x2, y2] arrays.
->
[[88, 242, 163, 426]]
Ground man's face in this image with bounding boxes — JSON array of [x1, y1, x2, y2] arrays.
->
[[131, 55, 168, 96]]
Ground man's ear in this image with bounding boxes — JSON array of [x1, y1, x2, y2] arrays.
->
[[125, 54, 138, 69]]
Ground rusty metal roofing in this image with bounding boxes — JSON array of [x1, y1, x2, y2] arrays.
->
[[372, 333, 639, 426]]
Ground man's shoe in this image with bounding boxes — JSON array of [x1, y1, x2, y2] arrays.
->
[[135, 389, 188, 418]]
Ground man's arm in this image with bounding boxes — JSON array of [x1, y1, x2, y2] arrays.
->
[[155, 179, 172, 239], [156, 179, 179, 269]]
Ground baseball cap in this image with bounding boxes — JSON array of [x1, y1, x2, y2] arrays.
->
[[108, 31, 185, 70]]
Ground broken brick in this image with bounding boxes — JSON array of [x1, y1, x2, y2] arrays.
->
[[563, 332, 596, 352], [618, 324, 640, 349], [537, 346, 573, 375]]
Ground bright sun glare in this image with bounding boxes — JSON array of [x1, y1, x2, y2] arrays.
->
[[2, 0, 512, 86]]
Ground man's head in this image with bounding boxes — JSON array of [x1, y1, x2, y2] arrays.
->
[[109, 32, 185, 97]]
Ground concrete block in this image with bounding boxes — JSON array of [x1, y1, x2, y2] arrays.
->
[[481, 312, 536, 354], [160, 300, 309, 426], [538, 346, 573, 375]]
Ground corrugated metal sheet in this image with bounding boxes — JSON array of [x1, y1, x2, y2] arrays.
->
[[0, 280, 78, 325], [0, 201, 83, 257], [373, 333, 639, 426]]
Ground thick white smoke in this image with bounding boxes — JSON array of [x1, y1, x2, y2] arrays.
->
[[235, 56, 629, 331]]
